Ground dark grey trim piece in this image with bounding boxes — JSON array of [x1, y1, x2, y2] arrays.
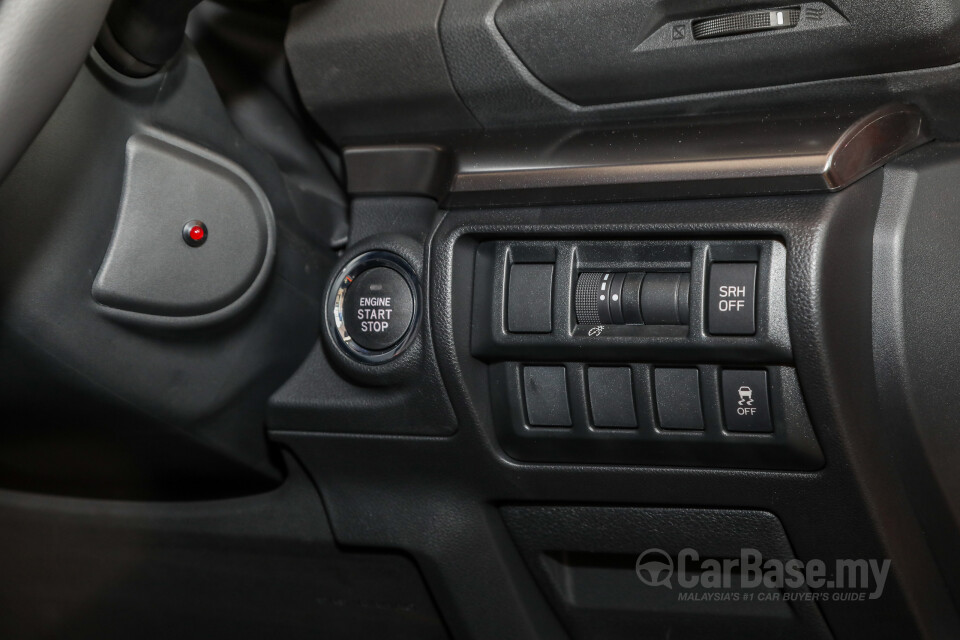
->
[[343, 104, 930, 208], [822, 104, 927, 188], [93, 130, 277, 329], [344, 144, 453, 199]]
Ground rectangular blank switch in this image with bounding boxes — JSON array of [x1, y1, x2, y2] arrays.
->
[[508, 263, 554, 333], [588, 367, 637, 428], [654, 368, 704, 430], [523, 366, 571, 426]]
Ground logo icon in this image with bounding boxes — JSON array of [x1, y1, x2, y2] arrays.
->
[[672, 24, 686, 40], [738, 386, 754, 406], [588, 325, 604, 337], [635, 549, 674, 588]]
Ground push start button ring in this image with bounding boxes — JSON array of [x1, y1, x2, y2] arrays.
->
[[329, 251, 421, 364]]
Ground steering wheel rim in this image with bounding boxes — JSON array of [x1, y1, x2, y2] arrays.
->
[[0, 0, 112, 183]]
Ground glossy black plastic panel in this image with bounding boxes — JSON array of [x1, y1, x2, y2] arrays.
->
[[343, 105, 930, 207]]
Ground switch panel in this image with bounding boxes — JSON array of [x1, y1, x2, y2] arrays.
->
[[471, 239, 789, 363], [490, 363, 822, 470]]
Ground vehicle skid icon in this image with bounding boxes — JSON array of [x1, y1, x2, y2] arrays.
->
[[737, 386, 757, 416]]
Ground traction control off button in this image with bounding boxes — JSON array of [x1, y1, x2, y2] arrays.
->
[[343, 267, 414, 351], [721, 370, 772, 432]]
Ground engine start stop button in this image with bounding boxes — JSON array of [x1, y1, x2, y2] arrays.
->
[[342, 266, 414, 351]]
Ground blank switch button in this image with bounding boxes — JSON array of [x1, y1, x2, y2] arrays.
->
[[508, 264, 554, 333], [523, 366, 571, 426], [654, 368, 704, 430], [588, 367, 637, 428]]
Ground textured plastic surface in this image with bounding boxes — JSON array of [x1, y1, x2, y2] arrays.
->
[[501, 506, 830, 639], [93, 131, 275, 326], [494, 0, 960, 105], [0, 453, 449, 640], [187, 2, 349, 250], [872, 144, 960, 610], [285, 0, 476, 143], [287, 0, 960, 143], [692, 7, 802, 39]]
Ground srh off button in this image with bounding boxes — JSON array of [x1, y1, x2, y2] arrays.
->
[[342, 267, 414, 351], [708, 262, 757, 335]]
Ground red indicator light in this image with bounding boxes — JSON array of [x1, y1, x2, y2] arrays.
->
[[182, 220, 208, 247]]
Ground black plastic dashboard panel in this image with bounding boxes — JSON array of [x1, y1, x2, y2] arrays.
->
[[501, 506, 831, 639], [494, 0, 960, 106], [276, 166, 955, 639], [286, 0, 477, 142], [268, 198, 459, 437], [287, 0, 960, 143], [0, 452, 450, 640]]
